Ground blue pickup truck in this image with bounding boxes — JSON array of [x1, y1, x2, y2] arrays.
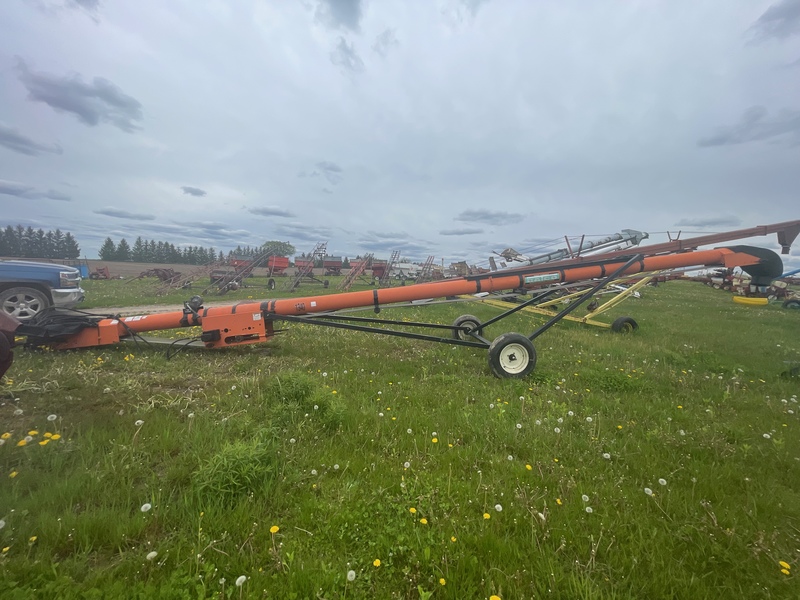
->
[[0, 260, 85, 321]]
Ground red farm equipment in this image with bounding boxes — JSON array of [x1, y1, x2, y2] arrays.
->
[[323, 256, 343, 276]]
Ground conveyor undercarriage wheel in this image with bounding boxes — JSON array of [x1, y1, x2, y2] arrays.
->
[[488, 333, 537, 379]]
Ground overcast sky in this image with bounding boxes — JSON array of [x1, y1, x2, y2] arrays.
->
[[1, 0, 799, 269]]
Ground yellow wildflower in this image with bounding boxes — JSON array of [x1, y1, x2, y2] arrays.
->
[[28, 536, 37, 544], [490, 596, 502, 600], [44, 433, 52, 438], [450, 536, 457, 542], [483, 513, 490, 520], [409, 507, 416, 514], [779, 561, 791, 570], [439, 578, 446, 585], [373, 559, 381, 567], [556, 498, 562, 505], [39, 440, 49, 446], [431, 437, 438, 443], [526, 464, 532, 471], [419, 518, 428, 525], [51, 434, 61, 440], [16, 440, 26, 447], [269, 525, 279, 534], [781, 568, 790, 575], [1, 433, 10, 440]]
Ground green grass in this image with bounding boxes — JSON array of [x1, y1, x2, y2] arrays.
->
[[1, 281, 799, 599]]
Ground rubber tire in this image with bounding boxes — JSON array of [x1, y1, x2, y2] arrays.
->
[[487, 333, 537, 379], [452, 314, 482, 341], [783, 299, 800, 310], [323, 280, 330, 289], [0, 286, 50, 322], [268, 278, 276, 291], [611, 316, 639, 333]]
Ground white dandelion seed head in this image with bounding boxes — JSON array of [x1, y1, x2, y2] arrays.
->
[[0, 519, 5, 529], [489, 403, 495, 409], [535, 419, 541, 425], [585, 506, 593, 513], [603, 453, 611, 459], [378, 412, 384, 417], [188, 413, 195, 418], [581, 494, 589, 502], [586, 416, 593, 423], [407, 428, 413, 434], [146, 551, 158, 561], [555, 385, 560, 390], [289, 438, 296, 444], [516, 423, 522, 429], [322, 372, 327, 377], [14, 409, 23, 415], [0, 440, 4, 446], [313, 405, 319, 410], [231, 385, 237, 391], [507, 455, 513, 461], [557, 418, 563, 424], [347, 569, 356, 581], [519, 396, 525, 401], [235, 575, 247, 587], [554, 427, 561, 434], [219, 578, 226, 585], [568, 411, 574, 417], [431, 432, 437, 437], [47, 414, 58, 422], [495, 504, 503, 512], [140, 503, 152, 513], [403, 462, 410, 469], [679, 430, 686, 436], [333, 464, 339, 470], [135, 420, 144, 427], [24, 436, 32, 443], [763, 433, 771, 439], [658, 478, 667, 486], [644, 488, 653, 496], [311, 469, 318, 476]]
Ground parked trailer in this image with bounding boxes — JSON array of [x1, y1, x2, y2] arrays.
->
[[323, 256, 343, 276]]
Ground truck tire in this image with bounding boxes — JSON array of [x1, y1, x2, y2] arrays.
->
[[0, 286, 50, 321]]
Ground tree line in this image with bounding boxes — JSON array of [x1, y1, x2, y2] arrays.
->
[[98, 238, 298, 265], [0, 225, 81, 259]]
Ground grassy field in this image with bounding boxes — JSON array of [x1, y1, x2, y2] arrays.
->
[[1, 280, 799, 599]]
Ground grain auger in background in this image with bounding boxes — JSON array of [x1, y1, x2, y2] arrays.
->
[[5, 220, 799, 379]]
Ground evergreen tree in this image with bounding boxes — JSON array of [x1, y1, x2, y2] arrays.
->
[[53, 229, 65, 258], [99, 237, 116, 260], [116, 238, 132, 261], [63, 233, 80, 259], [131, 237, 145, 262]]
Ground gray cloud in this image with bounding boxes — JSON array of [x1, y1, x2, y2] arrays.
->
[[330, 37, 364, 73], [440, 227, 484, 236], [322, 188, 333, 194], [275, 222, 334, 243], [0, 124, 63, 156], [315, 0, 362, 32], [749, 0, 800, 41], [181, 186, 207, 196], [248, 206, 296, 218], [316, 160, 344, 184], [455, 209, 524, 226], [70, 0, 100, 10], [16, 59, 143, 132], [698, 106, 800, 147], [0, 179, 71, 201], [674, 216, 744, 228], [355, 230, 434, 259], [373, 28, 399, 57], [93, 207, 156, 221]]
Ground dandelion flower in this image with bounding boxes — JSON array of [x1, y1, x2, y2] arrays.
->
[[439, 578, 446, 585], [347, 570, 356, 581], [644, 488, 653, 496], [407, 428, 413, 434], [270, 525, 279, 534], [585, 506, 593, 513], [495, 504, 503, 512], [432, 437, 438, 443], [1, 432, 10, 439], [782, 568, 791, 575], [409, 507, 417, 514], [9, 471, 18, 478], [28, 430, 38, 436], [51, 434, 61, 440], [450, 536, 457, 542], [403, 461, 410, 469], [526, 464, 532, 471], [779, 560, 790, 570], [1, 547, 8, 553], [289, 438, 296, 444], [602, 453, 611, 459], [658, 478, 667, 486], [146, 551, 158, 561], [554, 427, 561, 434], [311, 469, 318, 476], [16, 440, 26, 447], [507, 455, 513, 461], [586, 416, 593, 423], [373, 559, 381, 567], [333, 464, 339, 470], [567, 411, 574, 417], [24, 436, 32, 443], [483, 513, 491, 520], [763, 433, 771, 439], [556, 498, 562, 505], [420, 518, 428, 525], [47, 414, 57, 421], [135, 420, 144, 427], [581, 494, 589, 502], [141, 503, 152, 512], [490, 595, 502, 600], [235, 575, 247, 587], [29, 536, 37, 544]]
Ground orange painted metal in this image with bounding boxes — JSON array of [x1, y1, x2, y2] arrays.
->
[[57, 245, 768, 350]]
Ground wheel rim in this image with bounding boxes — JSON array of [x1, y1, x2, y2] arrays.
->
[[459, 321, 478, 340], [619, 322, 634, 333], [498, 342, 530, 375], [3, 292, 43, 319]]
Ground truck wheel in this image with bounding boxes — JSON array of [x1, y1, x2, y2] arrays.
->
[[0, 287, 50, 321], [488, 333, 537, 378], [268, 278, 276, 291]]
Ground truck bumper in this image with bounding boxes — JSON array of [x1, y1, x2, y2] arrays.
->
[[52, 287, 85, 309]]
